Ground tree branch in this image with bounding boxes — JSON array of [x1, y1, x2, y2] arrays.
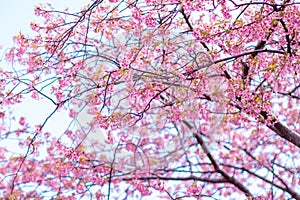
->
[[182, 120, 253, 198], [268, 122, 300, 148]]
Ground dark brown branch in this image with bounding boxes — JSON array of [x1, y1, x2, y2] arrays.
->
[[199, 91, 300, 149], [108, 142, 120, 200], [180, 8, 209, 51], [213, 49, 285, 64], [268, 122, 300, 148], [259, 111, 300, 148], [123, 174, 226, 183], [279, 19, 292, 56], [182, 120, 253, 198], [221, 164, 300, 200]]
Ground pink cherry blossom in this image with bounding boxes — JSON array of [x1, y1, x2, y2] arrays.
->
[[0, 0, 299, 199]]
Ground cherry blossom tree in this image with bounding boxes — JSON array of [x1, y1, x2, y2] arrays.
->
[[1, 0, 300, 199]]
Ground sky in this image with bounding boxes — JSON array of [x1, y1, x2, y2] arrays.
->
[[0, 0, 84, 49], [0, 1, 295, 199], [0, 0, 132, 152], [0, 0, 87, 149], [0, 1, 36, 48]]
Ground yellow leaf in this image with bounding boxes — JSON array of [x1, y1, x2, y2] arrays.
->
[[148, 83, 153, 90], [120, 68, 127, 76], [268, 63, 277, 73], [272, 18, 278, 27], [280, 11, 284, 17]]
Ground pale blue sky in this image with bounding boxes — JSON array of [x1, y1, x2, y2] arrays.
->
[[0, 0, 86, 137], [0, 0, 84, 49], [0, 1, 296, 199], [0, 1, 36, 48]]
